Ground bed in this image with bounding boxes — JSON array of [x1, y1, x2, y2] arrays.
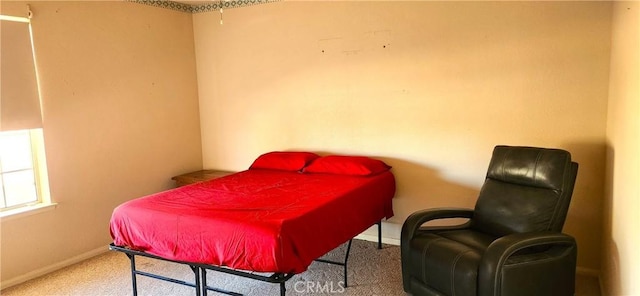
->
[[109, 152, 396, 295]]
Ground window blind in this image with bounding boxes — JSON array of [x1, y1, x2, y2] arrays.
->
[[0, 17, 42, 131]]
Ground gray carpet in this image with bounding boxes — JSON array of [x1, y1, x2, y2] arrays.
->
[[1, 239, 405, 296], [0, 239, 601, 296]]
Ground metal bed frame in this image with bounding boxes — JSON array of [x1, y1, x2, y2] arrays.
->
[[110, 221, 384, 296]]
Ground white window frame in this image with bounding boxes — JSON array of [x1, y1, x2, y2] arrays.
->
[[0, 128, 55, 220]]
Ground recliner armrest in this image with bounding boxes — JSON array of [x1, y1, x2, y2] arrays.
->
[[478, 231, 577, 296], [401, 207, 474, 242]]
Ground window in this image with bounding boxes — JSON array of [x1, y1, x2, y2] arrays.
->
[[0, 128, 50, 214], [0, 10, 53, 218], [0, 130, 38, 209]]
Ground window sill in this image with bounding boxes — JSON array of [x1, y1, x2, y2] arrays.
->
[[0, 202, 58, 222]]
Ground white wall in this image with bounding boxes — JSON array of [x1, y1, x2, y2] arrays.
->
[[193, 1, 611, 272]]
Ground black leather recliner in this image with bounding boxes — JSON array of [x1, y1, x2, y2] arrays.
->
[[401, 145, 579, 296]]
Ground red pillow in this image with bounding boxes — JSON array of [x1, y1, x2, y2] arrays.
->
[[249, 151, 320, 171], [303, 155, 391, 176]]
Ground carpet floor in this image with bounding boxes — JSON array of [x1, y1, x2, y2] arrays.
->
[[1, 239, 600, 296], [2, 240, 404, 296]]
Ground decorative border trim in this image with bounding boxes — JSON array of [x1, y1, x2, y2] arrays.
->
[[192, 0, 279, 13], [128, 0, 279, 14], [128, 0, 194, 13]]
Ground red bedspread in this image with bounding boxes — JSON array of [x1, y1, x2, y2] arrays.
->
[[110, 169, 395, 274]]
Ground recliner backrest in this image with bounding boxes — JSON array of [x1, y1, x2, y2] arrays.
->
[[471, 146, 578, 237]]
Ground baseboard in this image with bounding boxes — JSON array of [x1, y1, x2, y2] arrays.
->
[[355, 221, 401, 246], [355, 232, 400, 246], [0, 246, 109, 290], [576, 266, 600, 278], [576, 266, 602, 296]]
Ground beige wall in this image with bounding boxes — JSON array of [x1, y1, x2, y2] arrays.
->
[[602, 1, 640, 295], [0, 1, 202, 286], [193, 1, 611, 272], [1, 0, 628, 289]]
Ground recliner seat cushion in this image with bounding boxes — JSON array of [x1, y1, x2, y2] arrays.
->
[[408, 231, 493, 296], [435, 229, 496, 252]]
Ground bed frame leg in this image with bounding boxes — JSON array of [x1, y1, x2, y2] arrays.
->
[[377, 221, 382, 249], [126, 254, 138, 296], [344, 239, 353, 287], [280, 282, 286, 296], [314, 239, 354, 288], [189, 265, 201, 296], [201, 268, 207, 296]]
